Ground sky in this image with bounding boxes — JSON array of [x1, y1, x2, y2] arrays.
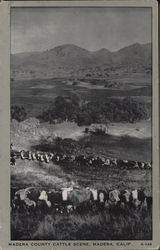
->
[[11, 7, 152, 54]]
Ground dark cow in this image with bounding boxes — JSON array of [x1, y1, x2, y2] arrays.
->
[[127, 161, 137, 169], [75, 155, 87, 167], [10, 157, 16, 166], [118, 190, 131, 208], [12, 187, 42, 213], [145, 196, 152, 210], [38, 187, 74, 213], [129, 189, 146, 209], [138, 162, 145, 169], [117, 159, 124, 168], [39, 187, 93, 214], [39, 189, 62, 206], [97, 189, 108, 210]]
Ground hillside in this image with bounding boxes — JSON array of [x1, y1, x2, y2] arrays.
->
[[11, 43, 151, 80]]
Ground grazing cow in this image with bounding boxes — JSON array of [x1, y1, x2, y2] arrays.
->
[[67, 188, 93, 206], [127, 161, 136, 169], [44, 153, 50, 163], [111, 159, 117, 167], [133, 161, 139, 169], [117, 159, 124, 168], [75, 155, 87, 167], [119, 190, 131, 208], [104, 159, 110, 167], [32, 152, 37, 161], [39, 190, 52, 207], [145, 162, 152, 169], [36, 153, 41, 160], [13, 187, 41, 213], [97, 190, 108, 210], [10, 157, 16, 166], [20, 150, 26, 160], [39, 189, 66, 210], [129, 189, 146, 209], [28, 151, 32, 160], [48, 153, 54, 160], [108, 189, 120, 206], [89, 188, 98, 201], [40, 154, 44, 162], [56, 155, 60, 162], [138, 162, 145, 169], [87, 157, 94, 167]]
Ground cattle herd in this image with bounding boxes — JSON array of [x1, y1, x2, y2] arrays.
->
[[10, 147, 152, 170], [11, 186, 152, 215], [10, 144, 152, 215]]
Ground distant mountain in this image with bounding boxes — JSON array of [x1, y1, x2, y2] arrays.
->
[[11, 43, 151, 80]]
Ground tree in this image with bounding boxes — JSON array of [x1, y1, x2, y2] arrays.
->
[[11, 105, 27, 122]]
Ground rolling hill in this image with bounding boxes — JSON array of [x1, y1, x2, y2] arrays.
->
[[11, 43, 151, 80]]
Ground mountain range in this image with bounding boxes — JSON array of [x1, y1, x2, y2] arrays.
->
[[11, 43, 151, 79]]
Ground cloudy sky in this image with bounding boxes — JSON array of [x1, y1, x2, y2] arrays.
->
[[11, 7, 151, 54]]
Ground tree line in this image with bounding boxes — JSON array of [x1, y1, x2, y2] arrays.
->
[[11, 95, 150, 125]]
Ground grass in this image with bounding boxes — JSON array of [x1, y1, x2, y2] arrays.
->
[[10, 74, 152, 240], [32, 133, 152, 162], [11, 207, 152, 240], [11, 77, 151, 117], [11, 156, 152, 240]]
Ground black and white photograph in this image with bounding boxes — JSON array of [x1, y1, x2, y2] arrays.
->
[[10, 6, 153, 241]]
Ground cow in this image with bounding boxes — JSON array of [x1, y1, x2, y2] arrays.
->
[[75, 155, 87, 167], [103, 159, 110, 167], [129, 189, 146, 209], [111, 159, 117, 168], [97, 189, 109, 210], [36, 152, 41, 160], [138, 162, 145, 169], [32, 152, 37, 161], [144, 162, 152, 169], [108, 189, 120, 206], [20, 150, 26, 160], [117, 159, 125, 168], [39, 189, 67, 212], [55, 154, 61, 162], [133, 161, 139, 169], [127, 161, 137, 169], [68, 188, 92, 204], [40, 154, 45, 162], [48, 153, 54, 160], [44, 153, 50, 163], [10, 157, 16, 166], [12, 187, 41, 213], [145, 196, 152, 210], [28, 151, 32, 161], [118, 190, 131, 208]]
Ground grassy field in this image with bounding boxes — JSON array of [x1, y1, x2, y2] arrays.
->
[[11, 208, 152, 240], [11, 77, 151, 117], [10, 74, 152, 240], [10, 119, 152, 240], [11, 157, 152, 240]]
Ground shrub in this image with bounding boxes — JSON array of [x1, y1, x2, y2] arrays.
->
[[11, 105, 27, 122]]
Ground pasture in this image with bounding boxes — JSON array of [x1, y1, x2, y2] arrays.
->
[[11, 158, 152, 240], [10, 74, 152, 240], [11, 76, 151, 117]]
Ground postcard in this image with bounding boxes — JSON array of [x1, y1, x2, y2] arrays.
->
[[0, 1, 159, 249]]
